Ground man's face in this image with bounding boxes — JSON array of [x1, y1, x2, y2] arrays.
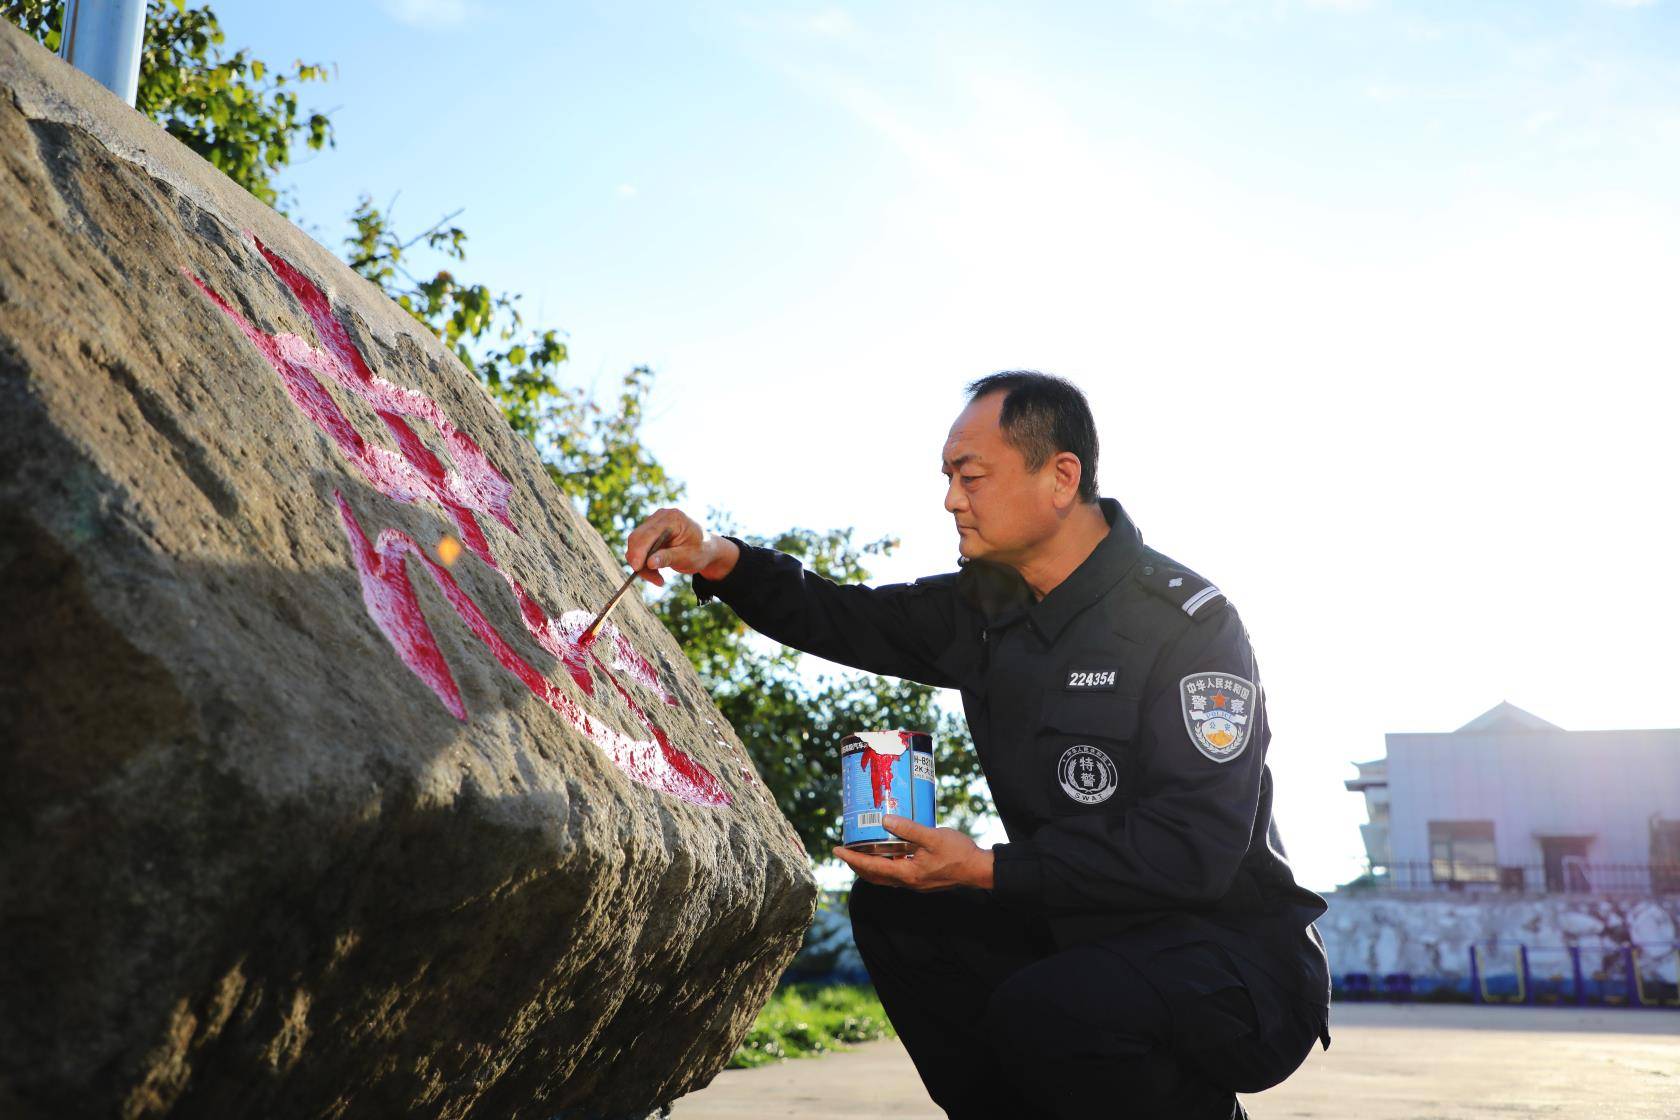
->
[[941, 392, 1063, 566]]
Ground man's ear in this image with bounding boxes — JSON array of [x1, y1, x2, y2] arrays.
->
[[1051, 451, 1084, 510]]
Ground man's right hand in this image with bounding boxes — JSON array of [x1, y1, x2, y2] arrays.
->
[[625, 508, 741, 588]]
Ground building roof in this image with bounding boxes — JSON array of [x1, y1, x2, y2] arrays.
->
[[1452, 701, 1563, 734], [1344, 758, 1388, 791]]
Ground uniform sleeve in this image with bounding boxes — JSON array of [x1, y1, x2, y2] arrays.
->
[[691, 537, 964, 689], [991, 607, 1267, 912]]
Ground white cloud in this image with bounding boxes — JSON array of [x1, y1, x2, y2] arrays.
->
[[808, 7, 856, 36], [378, 0, 476, 30], [1364, 79, 1477, 105], [1161, 0, 1377, 29], [616, 183, 638, 198]]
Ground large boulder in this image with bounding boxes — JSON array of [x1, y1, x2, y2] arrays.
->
[[0, 24, 814, 1120]]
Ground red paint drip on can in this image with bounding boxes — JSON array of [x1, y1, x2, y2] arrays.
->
[[840, 731, 936, 858], [859, 746, 900, 812]]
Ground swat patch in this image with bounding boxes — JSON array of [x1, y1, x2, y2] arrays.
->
[[1179, 673, 1257, 764], [1057, 744, 1118, 804], [1065, 668, 1118, 691]]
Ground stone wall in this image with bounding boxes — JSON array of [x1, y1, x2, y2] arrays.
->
[[1320, 891, 1680, 992], [776, 886, 1680, 1003]]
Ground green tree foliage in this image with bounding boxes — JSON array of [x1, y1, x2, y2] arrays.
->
[[342, 196, 574, 443], [4, 0, 333, 210], [4, 0, 993, 860]]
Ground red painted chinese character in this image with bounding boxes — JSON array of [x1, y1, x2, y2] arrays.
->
[[187, 238, 729, 807]]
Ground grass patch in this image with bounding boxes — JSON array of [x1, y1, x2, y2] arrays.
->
[[728, 983, 897, 1068]]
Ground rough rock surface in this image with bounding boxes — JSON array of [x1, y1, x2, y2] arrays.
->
[[0, 25, 814, 1120]]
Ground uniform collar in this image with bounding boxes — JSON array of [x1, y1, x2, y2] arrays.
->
[[954, 498, 1145, 642], [1027, 498, 1144, 646]]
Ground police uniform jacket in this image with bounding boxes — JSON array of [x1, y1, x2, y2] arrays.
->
[[694, 498, 1332, 1040]]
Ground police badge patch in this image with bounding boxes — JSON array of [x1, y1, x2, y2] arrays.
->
[[1057, 744, 1118, 804], [1180, 672, 1257, 764]]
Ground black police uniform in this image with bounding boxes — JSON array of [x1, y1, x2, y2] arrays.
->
[[694, 498, 1331, 1119]]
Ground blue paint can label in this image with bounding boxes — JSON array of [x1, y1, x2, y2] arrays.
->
[[841, 730, 936, 856]]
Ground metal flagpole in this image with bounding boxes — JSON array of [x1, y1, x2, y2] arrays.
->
[[57, 0, 148, 107]]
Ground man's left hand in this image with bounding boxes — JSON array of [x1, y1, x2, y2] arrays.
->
[[832, 815, 996, 891]]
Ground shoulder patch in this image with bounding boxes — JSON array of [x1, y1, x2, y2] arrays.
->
[[1134, 555, 1228, 621], [1180, 672, 1258, 763]]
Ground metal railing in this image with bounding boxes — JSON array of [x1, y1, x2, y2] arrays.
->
[[1345, 861, 1680, 895]]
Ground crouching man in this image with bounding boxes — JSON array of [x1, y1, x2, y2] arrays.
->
[[627, 372, 1330, 1119]]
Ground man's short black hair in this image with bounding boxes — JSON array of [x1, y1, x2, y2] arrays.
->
[[965, 370, 1100, 503]]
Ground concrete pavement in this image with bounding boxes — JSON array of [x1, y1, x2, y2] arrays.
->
[[670, 1004, 1680, 1119]]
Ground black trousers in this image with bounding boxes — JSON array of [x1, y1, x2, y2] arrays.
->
[[849, 880, 1325, 1120]]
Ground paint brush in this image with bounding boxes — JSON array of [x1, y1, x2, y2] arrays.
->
[[579, 529, 672, 648]]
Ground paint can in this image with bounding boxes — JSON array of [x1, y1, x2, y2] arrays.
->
[[841, 730, 936, 858]]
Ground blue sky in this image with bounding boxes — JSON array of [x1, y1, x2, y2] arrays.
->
[[224, 0, 1680, 889]]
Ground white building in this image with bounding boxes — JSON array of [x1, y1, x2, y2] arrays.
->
[[1346, 702, 1680, 894]]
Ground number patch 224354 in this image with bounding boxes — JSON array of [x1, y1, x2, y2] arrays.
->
[[1065, 669, 1117, 691]]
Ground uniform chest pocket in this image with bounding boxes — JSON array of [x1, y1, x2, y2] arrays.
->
[[1038, 692, 1141, 812]]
